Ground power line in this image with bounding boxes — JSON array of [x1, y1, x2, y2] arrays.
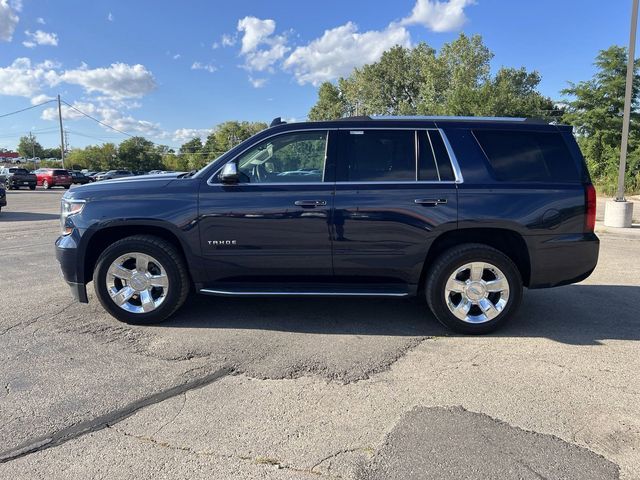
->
[[60, 99, 135, 138], [0, 99, 56, 119]]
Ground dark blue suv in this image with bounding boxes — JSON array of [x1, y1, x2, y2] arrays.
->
[[55, 116, 598, 334]]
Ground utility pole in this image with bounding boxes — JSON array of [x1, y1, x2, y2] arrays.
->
[[57, 94, 65, 169], [605, 0, 637, 228], [29, 131, 35, 170]]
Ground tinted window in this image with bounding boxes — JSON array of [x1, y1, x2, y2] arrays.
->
[[236, 131, 327, 183], [428, 131, 455, 181], [338, 130, 415, 182], [53, 170, 68, 175], [417, 131, 437, 181], [10, 168, 28, 174], [474, 130, 579, 182]]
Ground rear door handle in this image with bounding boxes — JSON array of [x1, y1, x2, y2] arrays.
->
[[294, 200, 327, 207], [414, 198, 447, 206]]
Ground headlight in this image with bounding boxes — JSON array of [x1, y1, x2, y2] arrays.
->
[[60, 199, 85, 235]]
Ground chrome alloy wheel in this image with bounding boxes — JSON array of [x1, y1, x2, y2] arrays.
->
[[444, 262, 510, 324], [106, 252, 169, 314]]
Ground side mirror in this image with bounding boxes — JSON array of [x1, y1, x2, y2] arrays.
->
[[219, 163, 239, 184]]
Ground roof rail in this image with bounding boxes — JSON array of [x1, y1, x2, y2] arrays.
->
[[336, 115, 372, 121], [370, 115, 547, 124]]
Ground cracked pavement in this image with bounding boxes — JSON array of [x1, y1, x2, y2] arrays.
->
[[0, 190, 638, 479]]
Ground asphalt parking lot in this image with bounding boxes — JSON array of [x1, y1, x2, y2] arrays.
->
[[0, 188, 638, 479]]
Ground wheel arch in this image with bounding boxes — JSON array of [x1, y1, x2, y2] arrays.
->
[[420, 228, 531, 292], [80, 222, 194, 286]]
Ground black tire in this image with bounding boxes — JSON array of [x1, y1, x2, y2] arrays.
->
[[425, 243, 523, 334], [63, 185, 70, 189], [93, 235, 190, 324], [29, 185, 36, 190]]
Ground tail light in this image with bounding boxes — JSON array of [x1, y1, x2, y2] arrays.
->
[[585, 183, 596, 232]]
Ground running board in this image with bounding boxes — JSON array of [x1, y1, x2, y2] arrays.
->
[[199, 285, 409, 297]]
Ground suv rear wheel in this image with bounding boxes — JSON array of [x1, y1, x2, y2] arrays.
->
[[93, 235, 190, 324], [425, 244, 522, 334]]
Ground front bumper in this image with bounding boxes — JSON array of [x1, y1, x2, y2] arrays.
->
[[55, 234, 89, 303], [526, 232, 600, 289]]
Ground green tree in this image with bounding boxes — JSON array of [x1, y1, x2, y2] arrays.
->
[[308, 82, 348, 121], [41, 147, 61, 159], [118, 137, 163, 171], [180, 137, 203, 154], [562, 46, 640, 194], [204, 121, 267, 159], [308, 33, 555, 121], [17, 135, 44, 158]]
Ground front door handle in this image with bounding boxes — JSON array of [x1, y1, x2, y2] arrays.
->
[[415, 198, 447, 206], [294, 200, 327, 207]]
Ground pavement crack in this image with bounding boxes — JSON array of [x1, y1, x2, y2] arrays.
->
[[311, 447, 373, 474], [0, 301, 74, 336], [0, 367, 232, 464], [109, 425, 341, 478], [150, 392, 187, 437]]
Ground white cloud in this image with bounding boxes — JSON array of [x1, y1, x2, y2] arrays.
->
[[221, 33, 235, 47], [173, 53, 181, 60], [401, 0, 474, 32], [0, 57, 58, 97], [237, 16, 289, 72], [36, 17, 45, 25], [41, 100, 97, 121], [23, 29, 58, 48], [191, 61, 216, 73], [107, 12, 114, 22], [248, 76, 267, 88], [30, 93, 53, 104], [284, 22, 411, 86], [98, 106, 163, 137], [58, 63, 156, 99], [237, 16, 275, 54], [0, 0, 20, 42], [172, 128, 213, 143]]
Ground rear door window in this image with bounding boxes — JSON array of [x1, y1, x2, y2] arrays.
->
[[337, 130, 415, 182], [473, 130, 579, 182], [417, 131, 455, 181]]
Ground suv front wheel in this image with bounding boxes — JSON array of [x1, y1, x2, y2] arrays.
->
[[93, 235, 190, 324], [425, 244, 523, 334]]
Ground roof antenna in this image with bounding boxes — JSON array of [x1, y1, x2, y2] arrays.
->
[[270, 117, 286, 127]]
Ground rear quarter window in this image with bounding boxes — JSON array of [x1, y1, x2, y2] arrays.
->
[[53, 170, 68, 175], [473, 130, 580, 183]]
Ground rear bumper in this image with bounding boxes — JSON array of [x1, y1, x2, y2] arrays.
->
[[55, 234, 89, 303], [526, 232, 599, 288]]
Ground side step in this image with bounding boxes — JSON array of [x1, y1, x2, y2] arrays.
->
[[199, 283, 409, 297]]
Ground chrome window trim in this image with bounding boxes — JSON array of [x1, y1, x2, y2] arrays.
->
[[437, 128, 464, 184], [206, 126, 463, 186]]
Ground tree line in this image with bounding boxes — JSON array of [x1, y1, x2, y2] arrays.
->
[[18, 34, 639, 193]]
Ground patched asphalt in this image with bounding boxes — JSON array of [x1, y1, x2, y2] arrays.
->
[[358, 406, 619, 480]]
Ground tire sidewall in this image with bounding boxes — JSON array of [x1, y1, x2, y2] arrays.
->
[[93, 239, 185, 324], [427, 246, 522, 334]]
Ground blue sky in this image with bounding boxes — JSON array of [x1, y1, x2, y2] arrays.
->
[[0, 0, 635, 150]]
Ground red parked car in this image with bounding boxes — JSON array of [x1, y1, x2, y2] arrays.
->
[[34, 168, 72, 189]]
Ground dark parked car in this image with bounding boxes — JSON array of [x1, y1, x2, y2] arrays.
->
[[0, 167, 37, 190], [55, 116, 598, 334], [95, 170, 133, 181], [0, 183, 6, 211], [70, 171, 92, 185]]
